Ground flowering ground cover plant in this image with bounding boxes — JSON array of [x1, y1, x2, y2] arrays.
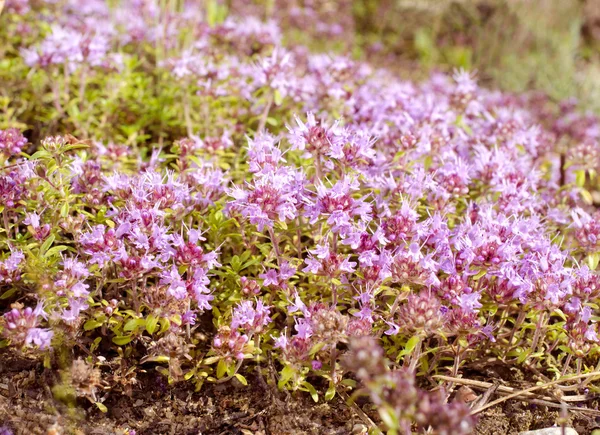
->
[[2, 1, 600, 434]]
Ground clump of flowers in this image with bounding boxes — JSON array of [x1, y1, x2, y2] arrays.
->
[[2, 1, 600, 432], [0, 128, 27, 159], [344, 337, 475, 434], [1, 302, 53, 350]]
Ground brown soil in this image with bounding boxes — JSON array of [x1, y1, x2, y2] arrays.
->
[[1, 350, 599, 435], [0, 349, 361, 435]]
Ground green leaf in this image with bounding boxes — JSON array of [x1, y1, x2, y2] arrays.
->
[[203, 356, 220, 365], [230, 255, 241, 271], [43, 245, 69, 258], [60, 202, 70, 218], [0, 288, 18, 300], [324, 384, 336, 401], [302, 381, 319, 402], [240, 250, 252, 263], [587, 253, 600, 270], [278, 365, 295, 389], [171, 314, 182, 326], [379, 406, 399, 431], [274, 90, 283, 106], [399, 335, 421, 357], [576, 169, 587, 188], [241, 258, 260, 270], [146, 315, 159, 335], [234, 373, 248, 386], [309, 342, 325, 356], [29, 150, 52, 160], [156, 366, 170, 378], [95, 402, 108, 413], [206, 0, 218, 26], [341, 379, 357, 388], [472, 269, 487, 280], [144, 355, 170, 363], [39, 234, 55, 255], [124, 318, 145, 332], [216, 359, 228, 379], [227, 362, 237, 377], [112, 335, 133, 346], [581, 189, 594, 205], [158, 317, 170, 335], [84, 320, 104, 331], [90, 337, 102, 352], [63, 143, 89, 152]]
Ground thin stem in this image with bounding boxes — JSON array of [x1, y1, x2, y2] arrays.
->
[[132, 279, 140, 314], [408, 338, 423, 372], [203, 97, 209, 136], [78, 66, 88, 116], [268, 226, 282, 265], [295, 217, 303, 260], [51, 79, 64, 114], [530, 311, 546, 354], [331, 283, 337, 306], [562, 354, 573, 376], [451, 340, 462, 377], [377, 293, 405, 339], [3, 210, 11, 245], [186, 299, 191, 340], [254, 335, 268, 390], [330, 347, 337, 384], [183, 89, 193, 137], [257, 94, 273, 134], [314, 154, 323, 181], [504, 308, 526, 356]]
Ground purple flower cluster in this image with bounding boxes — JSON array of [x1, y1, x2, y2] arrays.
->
[[3, 1, 600, 431], [0, 250, 24, 284], [2, 302, 53, 350], [0, 128, 27, 159]]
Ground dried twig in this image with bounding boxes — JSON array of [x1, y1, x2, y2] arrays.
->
[[470, 384, 498, 410], [337, 387, 379, 432], [436, 374, 600, 416], [435, 375, 594, 403], [453, 371, 600, 415]]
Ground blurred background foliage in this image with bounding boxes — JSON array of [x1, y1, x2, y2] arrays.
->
[[2, 0, 600, 143], [230, 0, 600, 111]]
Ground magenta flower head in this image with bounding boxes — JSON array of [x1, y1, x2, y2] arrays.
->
[[286, 112, 342, 156], [2, 302, 53, 350], [227, 168, 300, 231], [24, 212, 51, 241], [0, 167, 30, 209], [0, 250, 25, 284], [231, 299, 272, 334], [389, 291, 445, 337], [0, 128, 27, 158], [212, 327, 249, 362], [25, 328, 54, 349]]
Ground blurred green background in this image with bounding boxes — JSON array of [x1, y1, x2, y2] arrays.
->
[[232, 0, 600, 111]]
